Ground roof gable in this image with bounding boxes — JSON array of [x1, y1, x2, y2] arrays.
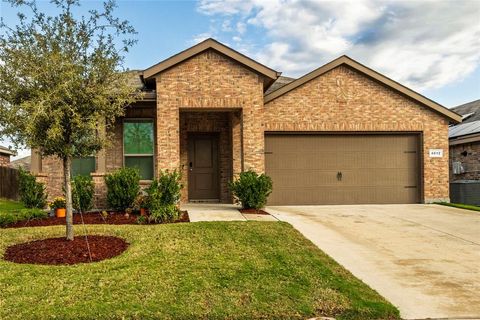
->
[[264, 55, 461, 123], [143, 39, 280, 89]]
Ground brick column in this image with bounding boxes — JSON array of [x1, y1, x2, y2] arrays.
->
[[91, 119, 108, 209], [242, 101, 264, 173], [156, 77, 180, 173], [230, 110, 243, 177]]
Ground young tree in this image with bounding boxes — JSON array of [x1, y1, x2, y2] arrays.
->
[[0, 0, 138, 240]]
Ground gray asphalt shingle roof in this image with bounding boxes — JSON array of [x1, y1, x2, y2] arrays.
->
[[451, 99, 480, 124], [264, 76, 296, 95]]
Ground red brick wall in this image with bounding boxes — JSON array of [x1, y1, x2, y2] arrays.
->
[[264, 65, 450, 203]]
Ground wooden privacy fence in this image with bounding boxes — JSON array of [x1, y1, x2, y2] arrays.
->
[[0, 166, 19, 200]]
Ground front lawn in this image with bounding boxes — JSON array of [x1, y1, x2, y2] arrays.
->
[[0, 198, 25, 212], [0, 198, 47, 226], [0, 222, 399, 320]]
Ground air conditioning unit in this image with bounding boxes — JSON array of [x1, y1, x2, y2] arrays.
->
[[452, 161, 465, 175]]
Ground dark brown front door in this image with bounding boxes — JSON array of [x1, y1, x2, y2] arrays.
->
[[188, 133, 220, 200]]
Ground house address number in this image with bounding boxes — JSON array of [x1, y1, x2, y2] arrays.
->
[[429, 149, 443, 158]]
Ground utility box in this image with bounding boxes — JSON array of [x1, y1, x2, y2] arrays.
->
[[450, 180, 480, 205]]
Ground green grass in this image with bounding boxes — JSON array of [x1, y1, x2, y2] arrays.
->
[[0, 198, 47, 226], [0, 198, 25, 211], [0, 222, 399, 320], [437, 202, 480, 212]]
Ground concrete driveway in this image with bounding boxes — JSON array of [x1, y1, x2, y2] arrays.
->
[[266, 204, 480, 320]]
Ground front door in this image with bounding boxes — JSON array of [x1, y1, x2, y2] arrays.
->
[[188, 133, 220, 200]]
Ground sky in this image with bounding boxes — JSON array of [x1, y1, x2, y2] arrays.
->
[[1, 0, 480, 159]]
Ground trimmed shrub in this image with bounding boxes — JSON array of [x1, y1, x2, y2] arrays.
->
[[105, 167, 140, 211], [148, 204, 179, 223], [0, 208, 48, 227], [72, 175, 95, 213], [229, 170, 273, 209], [18, 168, 47, 209], [145, 170, 183, 222]]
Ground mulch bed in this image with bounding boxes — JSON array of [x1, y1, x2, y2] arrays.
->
[[239, 209, 270, 215], [2, 211, 189, 228], [3, 235, 128, 265]]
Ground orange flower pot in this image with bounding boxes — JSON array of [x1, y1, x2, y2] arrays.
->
[[56, 208, 66, 218], [140, 208, 147, 216]]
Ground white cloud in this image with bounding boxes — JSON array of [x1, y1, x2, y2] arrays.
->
[[190, 32, 213, 45], [197, 0, 480, 91], [236, 21, 247, 34]]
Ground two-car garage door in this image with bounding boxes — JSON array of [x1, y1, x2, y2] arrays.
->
[[265, 134, 420, 205]]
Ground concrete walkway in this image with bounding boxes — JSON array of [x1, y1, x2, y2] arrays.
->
[[267, 204, 480, 320], [182, 203, 277, 222]]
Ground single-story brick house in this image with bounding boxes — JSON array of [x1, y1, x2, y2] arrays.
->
[[31, 38, 461, 207]]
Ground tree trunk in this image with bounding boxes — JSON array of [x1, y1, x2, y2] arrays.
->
[[63, 156, 74, 240]]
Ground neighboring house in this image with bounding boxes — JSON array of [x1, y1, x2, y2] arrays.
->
[[0, 146, 15, 167], [449, 99, 480, 181], [10, 155, 31, 171], [31, 39, 461, 207], [448, 100, 480, 204]]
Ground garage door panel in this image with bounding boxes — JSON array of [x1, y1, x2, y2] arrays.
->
[[268, 169, 341, 187], [265, 134, 420, 205]]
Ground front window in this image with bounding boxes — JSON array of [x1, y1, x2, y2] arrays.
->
[[71, 157, 95, 177], [123, 119, 154, 180]]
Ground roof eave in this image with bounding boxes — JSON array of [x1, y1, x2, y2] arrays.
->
[[449, 132, 480, 145], [0, 149, 15, 156]]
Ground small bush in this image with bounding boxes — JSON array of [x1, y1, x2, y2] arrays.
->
[[0, 208, 48, 227], [18, 168, 47, 209], [72, 175, 95, 213], [149, 204, 180, 223], [145, 170, 183, 223], [147, 170, 182, 207], [105, 167, 140, 211], [229, 170, 273, 209]]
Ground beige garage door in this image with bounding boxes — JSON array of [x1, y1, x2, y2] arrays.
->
[[265, 134, 420, 205]]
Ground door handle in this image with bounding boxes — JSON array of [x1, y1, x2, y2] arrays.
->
[[189, 162, 193, 171], [337, 171, 342, 181]]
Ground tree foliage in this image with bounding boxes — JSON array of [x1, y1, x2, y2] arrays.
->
[[0, 0, 138, 239]]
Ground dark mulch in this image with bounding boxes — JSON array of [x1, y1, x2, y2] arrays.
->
[[2, 211, 189, 228], [239, 209, 270, 215], [3, 235, 128, 265]]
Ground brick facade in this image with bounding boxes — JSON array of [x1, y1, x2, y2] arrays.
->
[[38, 103, 156, 207], [0, 154, 10, 167], [35, 47, 452, 207], [449, 142, 480, 181], [155, 49, 264, 174], [264, 65, 450, 203]]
